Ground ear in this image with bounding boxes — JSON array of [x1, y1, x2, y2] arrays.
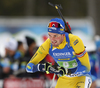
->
[[61, 34, 65, 39], [62, 34, 65, 37]]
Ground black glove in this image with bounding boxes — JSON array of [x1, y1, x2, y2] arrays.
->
[[57, 66, 67, 76], [52, 65, 67, 76], [41, 62, 67, 76], [43, 63, 63, 75], [44, 62, 52, 74], [49, 65, 67, 76]]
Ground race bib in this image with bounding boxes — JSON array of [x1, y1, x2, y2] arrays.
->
[[57, 59, 78, 69]]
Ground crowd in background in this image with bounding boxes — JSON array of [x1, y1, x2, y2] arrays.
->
[[0, 35, 100, 88], [0, 35, 57, 81], [88, 36, 100, 88]]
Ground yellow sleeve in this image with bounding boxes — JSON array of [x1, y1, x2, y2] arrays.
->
[[69, 34, 90, 71], [29, 38, 51, 65]]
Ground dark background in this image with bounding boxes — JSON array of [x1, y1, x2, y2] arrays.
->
[[0, 0, 99, 35]]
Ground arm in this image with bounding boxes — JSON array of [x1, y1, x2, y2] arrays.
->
[[26, 38, 67, 76], [26, 38, 50, 73], [69, 34, 90, 73]]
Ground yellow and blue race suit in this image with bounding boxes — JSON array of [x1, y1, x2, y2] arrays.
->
[[26, 32, 92, 88]]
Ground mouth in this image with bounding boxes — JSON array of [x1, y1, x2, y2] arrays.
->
[[52, 41, 57, 45]]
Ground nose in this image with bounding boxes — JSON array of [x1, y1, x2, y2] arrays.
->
[[50, 37, 55, 41]]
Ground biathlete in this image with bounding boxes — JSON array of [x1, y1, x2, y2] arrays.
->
[[26, 18, 92, 88]]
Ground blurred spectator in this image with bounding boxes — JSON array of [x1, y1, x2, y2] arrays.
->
[[0, 38, 23, 80], [88, 51, 98, 88], [95, 37, 100, 78], [4, 38, 18, 71], [5, 38, 18, 58], [14, 41, 26, 60], [14, 41, 26, 69], [11, 40, 27, 77], [17, 36, 40, 78], [25, 36, 38, 60]]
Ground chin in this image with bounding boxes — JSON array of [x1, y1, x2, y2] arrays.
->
[[52, 44, 58, 47]]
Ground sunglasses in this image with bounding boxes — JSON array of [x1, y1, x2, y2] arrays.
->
[[48, 22, 64, 29]]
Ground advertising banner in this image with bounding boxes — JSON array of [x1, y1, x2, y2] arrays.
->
[[3, 78, 44, 88]]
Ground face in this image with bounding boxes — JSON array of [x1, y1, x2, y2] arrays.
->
[[5, 48, 15, 56], [48, 32, 65, 47], [19, 44, 26, 53]]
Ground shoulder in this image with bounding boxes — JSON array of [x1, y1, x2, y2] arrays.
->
[[68, 34, 81, 41], [68, 34, 83, 44], [42, 38, 51, 46], [45, 38, 51, 43], [68, 34, 85, 53]]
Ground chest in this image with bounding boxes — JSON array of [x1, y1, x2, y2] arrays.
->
[[49, 44, 76, 60], [49, 45, 79, 69]]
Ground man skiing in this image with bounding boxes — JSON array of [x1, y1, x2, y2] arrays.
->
[[26, 18, 92, 88]]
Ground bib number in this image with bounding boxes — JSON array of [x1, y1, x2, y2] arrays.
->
[[57, 59, 78, 69]]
